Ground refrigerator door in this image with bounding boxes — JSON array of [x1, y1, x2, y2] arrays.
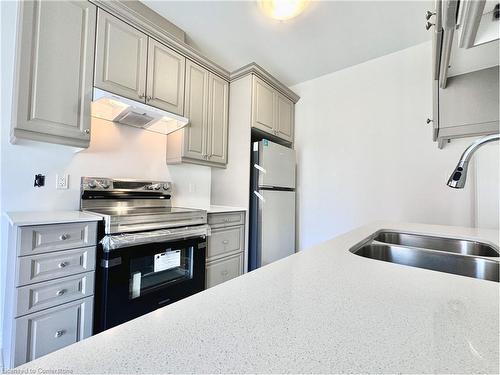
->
[[258, 189, 295, 266], [256, 140, 296, 189]]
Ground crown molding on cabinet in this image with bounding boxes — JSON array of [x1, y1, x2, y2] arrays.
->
[[89, 0, 230, 81], [230, 63, 300, 103]]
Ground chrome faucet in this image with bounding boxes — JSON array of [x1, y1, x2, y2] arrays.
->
[[447, 133, 499, 189]]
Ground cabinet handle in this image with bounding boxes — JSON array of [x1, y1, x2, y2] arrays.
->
[[59, 233, 70, 241], [425, 21, 434, 30], [84, 129, 90, 135], [54, 330, 65, 338], [426, 118, 433, 124], [425, 10, 436, 20], [58, 262, 68, 268], [56, 289, 66, 296], [222, 240, 229, 244], [146, 95, 152, 101]]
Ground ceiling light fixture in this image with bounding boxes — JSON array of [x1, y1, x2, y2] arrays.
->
[[258, 0, 309, 21]]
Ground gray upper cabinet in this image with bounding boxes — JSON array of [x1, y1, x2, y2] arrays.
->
[[251, 75, 294, 143], [167, 60, 229, 168], [276, 92, 294, 143], [11, 0, 96, 148], [207, 74, 229, 164], [94, 10, 148, 102], [183, 60, 210, 161], [252, 77, 275, 133], [146, 38, 186, 115]]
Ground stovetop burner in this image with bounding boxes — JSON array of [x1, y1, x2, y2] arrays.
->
[[80, 177, 207, 234]]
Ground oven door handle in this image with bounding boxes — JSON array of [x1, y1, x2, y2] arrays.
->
[[100, 224, 211, 252]]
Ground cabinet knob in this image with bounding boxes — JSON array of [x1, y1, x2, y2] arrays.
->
[[58, 262, 68, 268], [59, 233, 70, 241], [138, 93, 145, 99], [54, 330, 65, 338], [426, 118, 433, 124], [146, 95, 152, 101], [84, 129, 90, 135], [56, 289, 66, 296], [425, 21, 435, 30], [425, 10, 436, 20]]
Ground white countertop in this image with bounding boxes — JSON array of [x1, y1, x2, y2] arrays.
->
[[16, 222, 499, 374], [6, 210, 102, 226], [204, 205, 247, 214]]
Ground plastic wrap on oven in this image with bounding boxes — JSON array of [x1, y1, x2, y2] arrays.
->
[[100, 224, 211, 251]]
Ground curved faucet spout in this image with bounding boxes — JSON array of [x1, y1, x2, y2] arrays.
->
[[447, 133, 499, 189]]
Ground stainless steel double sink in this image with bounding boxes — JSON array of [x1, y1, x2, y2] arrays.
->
[[350, 231, 499, 282]]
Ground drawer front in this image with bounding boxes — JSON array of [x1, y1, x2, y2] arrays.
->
[[208, 212, 245, 228], [207, 226, 244, 261], [14, 297, 93, 367], [17, 247, 96, 287], [19, 222, 97, 256], [206, 252, 244, 289], [16, 272, 95, 317]]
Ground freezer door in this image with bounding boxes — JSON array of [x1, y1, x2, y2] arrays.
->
[[259, 190, 295, 266], [257, 141, 296, 189]]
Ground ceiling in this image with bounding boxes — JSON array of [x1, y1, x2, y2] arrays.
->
[[142, 1, 433, 86]]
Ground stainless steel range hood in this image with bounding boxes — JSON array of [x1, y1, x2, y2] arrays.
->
[[91, 88, 189, 135]]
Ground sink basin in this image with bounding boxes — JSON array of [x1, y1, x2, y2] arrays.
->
[[351, 231, 499, 282], [374, 231, 499, 257]]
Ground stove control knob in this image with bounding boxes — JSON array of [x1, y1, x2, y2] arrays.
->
[[163, 183, 171, 191], [88, 180, 97, 189], [101, 182, 110, 189], [154, 184, 161, 190]]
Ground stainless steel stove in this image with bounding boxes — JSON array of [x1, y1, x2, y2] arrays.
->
[[80, 177, 208, 333], [81, 177, 207, 234]]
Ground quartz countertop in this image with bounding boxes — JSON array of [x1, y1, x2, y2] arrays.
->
[[204, 205, 247, 214], [16, 222, 499, 374], [6, 210, 102, 226]]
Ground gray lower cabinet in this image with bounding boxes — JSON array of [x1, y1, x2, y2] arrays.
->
[[14, 297, 93, 367], [3, 219, 99, 369], [11, 0, 96, 148], [166, 60, 229, 168], [206, 212, 245, 288]]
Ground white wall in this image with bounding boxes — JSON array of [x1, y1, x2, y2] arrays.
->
[[292, 41, 499, 250]]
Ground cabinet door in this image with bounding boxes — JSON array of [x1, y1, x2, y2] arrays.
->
[[207, 74, 229, 165], [206, 252, 244, 289], [146, 38, 186, 115], [183, 60, 209, 161], [251, 76, 275, 134], [276, 92, 294, 143], [14, 297, 93, 367], [11, 0, 96, 148], [94, 10, 147, 102]]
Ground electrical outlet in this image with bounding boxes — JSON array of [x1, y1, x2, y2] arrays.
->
[[56, 174, 69, 189]]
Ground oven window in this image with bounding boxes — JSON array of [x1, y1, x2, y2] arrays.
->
[[129, 246, 194, 299]]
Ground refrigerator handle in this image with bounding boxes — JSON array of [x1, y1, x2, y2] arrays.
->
[[253, 164, 266, 173], [253, 191, 265, 202]]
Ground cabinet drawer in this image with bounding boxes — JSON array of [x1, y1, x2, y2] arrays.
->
[[19, 222, 97, 256], [16, 272, 95, 317], [14, 297, 93, 367], [206, 252, 244, 289], [208, 212, 245, 228], [207, 226, 244, 261], [17, 247, 96, 287]]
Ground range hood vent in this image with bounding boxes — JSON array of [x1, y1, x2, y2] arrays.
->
[[91, 88, 189, 135]]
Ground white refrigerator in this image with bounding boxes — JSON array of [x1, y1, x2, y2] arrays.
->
[[249, 140, 296, 271]]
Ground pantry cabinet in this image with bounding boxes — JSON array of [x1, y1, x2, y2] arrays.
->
[[251, 76, 294, 143], [95, 10, 186, 115], [11, 0, 96, 148], [166, 61, 229, 167]]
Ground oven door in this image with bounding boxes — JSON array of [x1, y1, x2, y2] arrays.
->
[[95, 236, 206, 332]]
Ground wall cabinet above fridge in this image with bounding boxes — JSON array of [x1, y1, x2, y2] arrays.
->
[[428, 0, 499, 148]]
